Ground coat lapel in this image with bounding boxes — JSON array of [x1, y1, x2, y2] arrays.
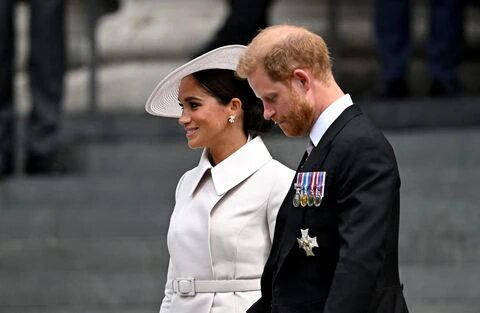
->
[[211, 136, 272, 196], [183, 136, 272, 197], [272, 104, 363, 273], [182, 151, 213, 198]]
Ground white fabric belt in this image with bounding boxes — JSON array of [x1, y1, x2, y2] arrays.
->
[[171, 277, 260, 297]]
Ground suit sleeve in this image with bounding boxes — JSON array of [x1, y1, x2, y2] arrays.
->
[[247, 297, 269, 313], [324, 134, 399, 313]]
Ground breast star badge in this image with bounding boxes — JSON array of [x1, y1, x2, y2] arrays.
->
[[297, 228, 319, 256]]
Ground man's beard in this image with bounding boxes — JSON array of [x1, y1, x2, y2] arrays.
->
[[280, 90, 314, 137]]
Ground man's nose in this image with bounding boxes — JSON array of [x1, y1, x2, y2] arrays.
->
[[263, 102, 274, 120]]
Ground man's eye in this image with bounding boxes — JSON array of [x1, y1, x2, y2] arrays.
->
[[266, 95, 277, 102]]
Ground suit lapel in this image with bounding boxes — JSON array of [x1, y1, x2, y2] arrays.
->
[[272, 104, 363, 273], [303, 105, 362, 170], [267, 150, 307, 263]]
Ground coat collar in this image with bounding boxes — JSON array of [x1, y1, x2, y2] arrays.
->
[[184, 136, 273, 196]]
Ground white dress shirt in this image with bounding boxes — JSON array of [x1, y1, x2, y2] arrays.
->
[[309, 94, 353, 148]]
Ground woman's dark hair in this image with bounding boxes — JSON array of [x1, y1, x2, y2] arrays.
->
[[191, 69, 274, 136]]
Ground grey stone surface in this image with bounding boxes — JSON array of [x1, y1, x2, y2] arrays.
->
[[0, 271, 162, 306], [1, 128, 480, 312], [0, 238, 167, 271], [360, 97, 480, 129], [1, 174, 175, 203], [407, 301, 480, 313], [1, 204, 170, 239], [2, 0, 480, 311], [390, 128, 480, 266], [1, 307, 155, 313], [96, 0, 480, 61], [11, 0, 480, 114], [401, 265, 480, 301]]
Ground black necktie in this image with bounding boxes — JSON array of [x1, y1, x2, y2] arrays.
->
[[306, 139, 314, 156]]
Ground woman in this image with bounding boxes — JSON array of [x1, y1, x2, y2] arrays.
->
[[145, 45, 294, 313]]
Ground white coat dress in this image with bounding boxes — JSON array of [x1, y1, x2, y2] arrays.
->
[[160, 136, 294, 313]]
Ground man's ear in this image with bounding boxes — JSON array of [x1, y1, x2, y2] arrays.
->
[[293, 69, 311, 92]]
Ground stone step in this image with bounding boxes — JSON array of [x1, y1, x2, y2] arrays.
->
[[2, 301, 477, 313], [0, 270, 162, 307], [407, 302, 480, 313], [401, 265, 480, 313], [0, 238, 167, 272], [13, 57, 480, 117], [2, 130, 480, 261], [12, 0, 480, 115], [77, 139, 200, 177], [96, 0, 480, 61], [0, 201, 172, 239], [389, 129, 480, 265], [53, 97, 480, 146], [1, 263, 478, 312], [14, 0, 480, 67], [1, 307, 153, 313], [1, 129, 479, 312], [0, 176, 176, 210], [9, 0, 473, 72]]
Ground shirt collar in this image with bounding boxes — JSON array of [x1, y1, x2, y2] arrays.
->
[[309, 94, 353, 147], [186, 136, 272, 196]]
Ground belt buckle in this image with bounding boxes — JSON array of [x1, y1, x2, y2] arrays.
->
[[173, 277, 195, 296]]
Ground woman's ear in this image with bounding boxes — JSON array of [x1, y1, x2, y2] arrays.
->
[[228, 98, 243, 115], [292, 69, 311, 92]]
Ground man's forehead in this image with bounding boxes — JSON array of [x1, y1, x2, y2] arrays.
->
[[247, 79, 284, 100]]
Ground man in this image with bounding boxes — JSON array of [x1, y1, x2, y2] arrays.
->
[[374, 0, 464, 98], [0, 0, 66, 177], [236, 25, 409, 313], [192, 0, 273, 57]]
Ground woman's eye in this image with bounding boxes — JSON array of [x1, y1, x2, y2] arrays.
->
[[178, 101, 200, 111]]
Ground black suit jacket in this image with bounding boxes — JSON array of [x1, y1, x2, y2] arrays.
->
[[248, 105, 409, 313]]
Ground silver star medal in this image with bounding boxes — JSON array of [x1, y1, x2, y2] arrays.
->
[[297, 228, 319, 256]]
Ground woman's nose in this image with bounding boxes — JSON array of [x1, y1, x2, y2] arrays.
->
[[178, 111, 190, 125]]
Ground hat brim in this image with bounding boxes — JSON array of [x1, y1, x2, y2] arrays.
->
[[145, 45, 247, 118]]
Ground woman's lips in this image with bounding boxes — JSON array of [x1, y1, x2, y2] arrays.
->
[[185, 127, 198, 138]]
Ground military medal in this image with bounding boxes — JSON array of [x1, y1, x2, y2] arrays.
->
[[308, 172, 316, 207], [300, 172, 308, 207], [292, 172, 302, 207], [314, 171, 326, 207], [307, 193, 315, 207], [314, 192, 323, 207], [305, 172, 314, 207], [293, 171, 326, 208], [297, 228, 319, 256]]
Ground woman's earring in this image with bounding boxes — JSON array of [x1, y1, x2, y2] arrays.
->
[[228, 115, 236, 124]]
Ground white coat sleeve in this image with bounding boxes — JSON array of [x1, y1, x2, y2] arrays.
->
[[159, 172, 187, 313], [159, 259, 174, 313], [266, 162, 295, 242]]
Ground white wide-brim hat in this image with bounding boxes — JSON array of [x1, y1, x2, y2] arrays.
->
[[145, 44, 247, 118]]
